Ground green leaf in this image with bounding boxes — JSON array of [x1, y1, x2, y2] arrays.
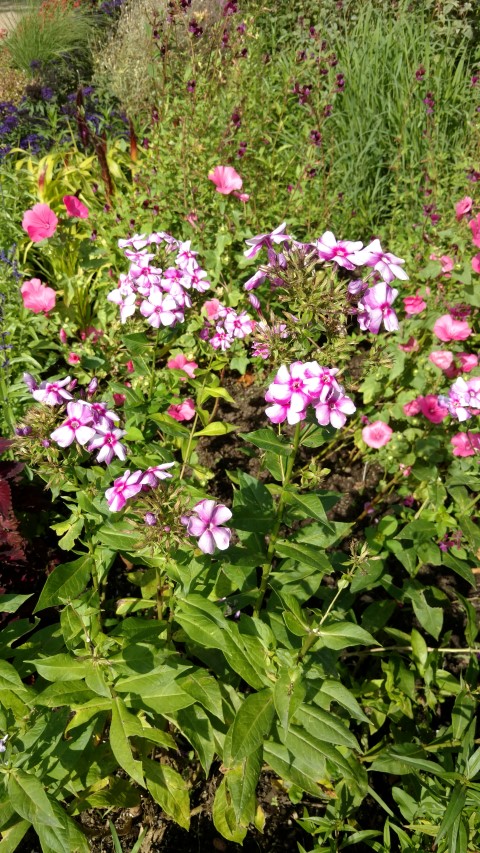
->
[[407, 589, 443, 640], [212, 777, 247, 843], [232, 471, 275, 533], [442, 553, 475, 586], [58, 517, 84, 551], [177, 670, 224, 720], [149, 413, 190, 438], [198, 385, 235, 404], [0, 816, 31, 852], [143, 759, 190, 830], [32, 654, 90, 682], [292, 704, 359, 750], [314, 621, 375, 650], [285, 491, 332, 526], [435, 783, 467, 848], [370, 745, 445, 776], [194, 422, 236, 436], [274, 540, 332, 573], [96, 524, 142, 552], [273, 668, 306, 732], [228, 689, 275, 764], [318, 680, 369, 723], [110, 696, 145, 787], [264, 740, 325, 798], [34, 556, 93, 612], [226, 748, 262, 827], [174, 705, 215, 774], [34, 800, 89, 853], [239, 428, 292, 457], [0, 594, 33, 614], [8, 770, 62, 829]]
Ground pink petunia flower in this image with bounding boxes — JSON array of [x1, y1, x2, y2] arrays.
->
[[403, 295, 426, 315], [403, 397, 422, 416], [22, 203, 58, 241], [429, 350, 454, 370], [433, 315, 472, 342], [20, 278, 56, 314], [418, 395, 449, 423], [362, 421, 393, 448], [468, 214, 480, 248], [203, 299, 222, 319], [208, 165, 243, 195], [472, 254, 480, 274], [50, 401, 95, 448], [167, 399, 196, 421], [181, 499, 232, 554], [63, 195, 89, 219], [105, 470, 144, 512], [398, 337, 419, 352], [451, 432, 480, 457], [167, 353, 198, 379], [455, 196, 473, 220]]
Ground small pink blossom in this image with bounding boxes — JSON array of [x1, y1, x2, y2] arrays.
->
[[399, 463, 411, 476], [403, 398, 422, 416], [439, 255, 454, 274], [113, 393, 126, 406], [398, 337, 419, 352], [59, 328, 68, 344], [50, 401, 95, 448], [203, 299, 222, 319], [357, 282, 399, 334], [458, 353, 478, 373], [433, 314, 472, 342], [105, 470, 144, 512], [63, 195, 89, 219], [451, 432, 480, 457], [167, 399, 196, 421], [88, 421, 127, 464], [468, 214, 480, 248], [181, 499, 232, 554], [22, 203, 58, 241], [208, 165, 243, 195], [244, 222, 291, 259], [20, 278, 56, 314], [167, 353, 198, 379], [455, 196, 473, 220], [315, 231, 364, 270], [472, 254, 480, 274], [362, 421, 393, 448], [67, 352, 80, 365], [358, 238, 409, 283], [32, 377, 72, 406], [126, 360, 134, 373], [139, 463, 175, 487], [403, 295, 426, 315], [418, 395, 449, 424], [429, 350, 454, 370]]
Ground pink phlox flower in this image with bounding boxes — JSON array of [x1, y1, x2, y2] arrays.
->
[[223, 309, 254, 339], [419, 395, 449, 424], [203, 299, 222, 320], [302, 362, 341, 403], [105, 469, 144, 512], [22, 203, 58, 242], [208, 165, 243, 195], [447, 378, 472, 421], [63, 195, 89, 219], [244, 269, 267, 291], [429, 350, 454, 370], [167, 399, 196, 421], [139, 462, 175, 488], [466, 376, 480, 409], [362, 421, 393, 448], [433, 314, 472, 342], [265, 362, 334, 425], [87, 401, 120, 427], [357, 282, 399, 334], [140, 286, 183, 327], [451, 432, 480, 457], [313, 385, 356, 429], [181, 268, 210, 292], [315, 231, 364, 270], [468, 214, 480, 248], [403, 397, 422, 416], [23, 372, 38, 392], [88, 420, 127, 464], [148, 231, 179, 249], [32, 376, 72, 406], [129, 262, 163, 295], [398, 337, 419, 352], [167, 353, 198, 378], [181, 498, 232, 554], [50, 401, 95, 448], [20, 278, 56, 314], [209, 327, 234, 351], [244, 222, 290, 259], [124, 248, 154, 264], [348, 279, 368, 296], [118, 234, 148, 251], [107, 286, 136, 323], [403, 294, 426, 315], [359, 238, 409, 283], [175, 240, 199, 272], [455, 196, 473, 220], [472, 254, 480, 274]]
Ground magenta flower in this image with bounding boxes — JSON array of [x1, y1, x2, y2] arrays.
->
[[398, 337, 419, 352], [418, 395, 449, 424], [451, 432, 480, 457], [203, 299, 222, 319], [181, 499, 232, 554], [105, 470, 144, 512], [88, 421, 127, 464], [468, 214, 480, 248], [20, 278, 56, 314], [403, 398, 422, 416], [244, 222, 291, 259], [139, 463, 175, 487], [433, 315, 472, 342], [455, 196, 473, 220], [167, 399, 196, 421], [63, 195, 89, 219], [472, 254, 480, 274], [32, 377, 72, 406], [167, 353, 198, 379], [313, 386, 356, 429], [265, 362, 320, 425], [208, 165, 243, 195], [223, 309, 254, 339], [22, 203, 58, 242], [315, 231, 364, 270], [362, 421, 393, 448], [359, 238, 409, 283], [50, 401, 95, 448], [357, 282, 399, 334], [403, 295, 426, 315]]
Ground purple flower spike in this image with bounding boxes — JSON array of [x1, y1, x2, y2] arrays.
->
[[181, 499, 232, 554]]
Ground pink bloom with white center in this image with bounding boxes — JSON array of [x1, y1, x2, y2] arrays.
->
[[208, 165, 243, 195], [50, 401, 95, 448], [315, 231, 364, 270], [357, 282, 399, 334], [22, 203, 58, 242], [88, 402, 119, 427], [358, 238, 409, 283], [265, 362, 318, 425], [32, 377, 72, 406], [313, 386, 356, 429], [362, 421, 393, 448], [167, 353, 198, 379], [139, 463, 175, 488], [445, 377, 472, 421], [468, 214, 480, 248], [175, 240, 198, 272], [455, 196, 473, 220], [20, 278, 56, 314], [63, 195, 89, 219], [105, 469, 144, 512], [419, 395, 449, 424], [403, 397, 422, 416], [302, 362, 341, 402], [203, 299, 222, 319], [129, 262, 163, 294], [472, 254, 480, 274], [429, 350, 454, 370], [451, 432, 480, 457], [398, 337, 419, 352], [88, 420, 127, 464], [167, 399, 196, 421], [140, 286, 183, 327], [244, 222, 291, 259], [67, 352, 80, 365], [181, 268, 210, 293], [209, 327, 234, 351], [433, 314, 472, 342], [107, 286, 136, 323], [181, 499, 232, 554], [403, 295, 426, 315], [124, 248, 154, 265], [223, 309, 255, 339]]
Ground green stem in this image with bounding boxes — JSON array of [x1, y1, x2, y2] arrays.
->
[[179, 412, 199, 479], [155, 566, 164, 621], [297, 581, 347, 662], [253, 423, 302, 616]]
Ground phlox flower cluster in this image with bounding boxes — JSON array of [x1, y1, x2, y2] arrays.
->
[[442, 377, 480, 422], [106, 463, 174, 512], [200, 300, 254, 351], [265, 361, 355, 428], [107, 231, 210, 327], [242, 224, 407, 335]]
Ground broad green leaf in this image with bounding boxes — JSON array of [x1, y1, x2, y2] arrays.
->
[[149, 413, 190, 438], [0, 816, 31, 852], [69, 778, 141, 814], [232, 471, 275, 533], [197, 385, 235, 404], [264, 741, 325, 798], [110, 697, 144, 787], [34, 800, 89, 853], [8, 770, 61, 829], [36, 681, 97, 708], [285, 491, 332, 526], [96, 524, 141, 552], [32, 654, 89, 682], [226, 748, 262, 827], [407, 589, 443, 640], [228, 689, 275, 764], [0, 661, 34, 698], [273, 668, 306, 732], [442, 553, 475, 586], [194, 422, 236, 436], [314, 621, 375, 651], [143, 759, 190, 830], [177, 670, 224, 720], [58, 517, 84, 551], [239, 428, 292, 457], [212, 777, 246, 843], [370, 745, 445, 776], [293, 704, 359, 750], [34, 556, 93, 612], [452, 691, 477, 741], [275, 540, 332, 573], [0, 594, 33, 614], [318, 679, 369, 723], [174, 705, 215, 774]]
